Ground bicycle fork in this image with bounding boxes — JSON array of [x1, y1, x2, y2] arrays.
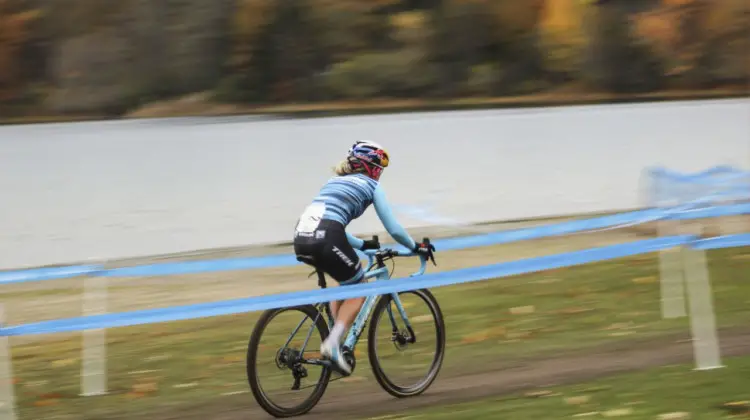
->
[[342, 292, 416, 361]]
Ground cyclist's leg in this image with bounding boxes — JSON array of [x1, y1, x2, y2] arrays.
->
[[313, 222, 366, 374]]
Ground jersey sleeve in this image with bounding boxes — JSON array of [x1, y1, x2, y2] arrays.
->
[[345, 232, 365, 250], [372, 185, 417, 251]]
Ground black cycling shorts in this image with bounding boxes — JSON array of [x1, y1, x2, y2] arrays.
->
[[293, 219, 364, 285]]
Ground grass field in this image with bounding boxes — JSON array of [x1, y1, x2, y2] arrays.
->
[[7, 245, 749, 420], [378, 354, 750, 420]]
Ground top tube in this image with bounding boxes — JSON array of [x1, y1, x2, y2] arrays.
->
[[361, 248, 428, 278]]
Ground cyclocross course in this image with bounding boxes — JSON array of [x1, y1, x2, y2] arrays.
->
[[4, 217, 750, 419]]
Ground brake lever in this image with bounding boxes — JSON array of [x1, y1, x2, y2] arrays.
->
[[423, 237, 436, 266]]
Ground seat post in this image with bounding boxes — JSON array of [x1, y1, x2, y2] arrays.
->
[[316, 269, 327, 289]]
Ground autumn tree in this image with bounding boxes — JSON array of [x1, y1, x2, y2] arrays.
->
[[0, 0, 40, 104]]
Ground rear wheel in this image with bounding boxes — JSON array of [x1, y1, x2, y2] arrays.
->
[[247, 305, 332, 417], [367, 289, 446, 398]]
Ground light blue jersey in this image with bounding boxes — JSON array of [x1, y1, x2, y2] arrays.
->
[[312, 174, 416, 251]]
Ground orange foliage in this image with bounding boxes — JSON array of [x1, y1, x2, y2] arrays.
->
[[538, 0, 588, 74], [0, 0, 40, 101], [632, 0, 749, 79], [230, 0, 275, 69]]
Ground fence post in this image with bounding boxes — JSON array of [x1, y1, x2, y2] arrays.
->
[[81, 274, 108, 396], [682, 223, 724, 370], [657, 218, 687, 319], [0, 305, 18, 420]]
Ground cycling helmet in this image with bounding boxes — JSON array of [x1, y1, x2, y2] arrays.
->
[[347, 141, 389, 180]]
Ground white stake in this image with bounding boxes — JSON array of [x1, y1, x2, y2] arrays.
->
[[0, 305, 18, 420], [81, 275, 108, 396], [682, 224, 724, 370], [657, 218, 687, 318]]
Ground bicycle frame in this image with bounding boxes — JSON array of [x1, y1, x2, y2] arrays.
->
[[341, 250, 426, 352], [292, 249, 428, 368]]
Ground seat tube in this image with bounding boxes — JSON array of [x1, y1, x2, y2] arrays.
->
[[342, 266, 390, 350]]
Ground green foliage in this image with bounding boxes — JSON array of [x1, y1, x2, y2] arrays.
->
[[325, 48, 438, 99]]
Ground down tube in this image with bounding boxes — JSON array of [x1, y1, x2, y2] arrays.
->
[[343, 295, 378, 350], [342, 268, 390, 350]]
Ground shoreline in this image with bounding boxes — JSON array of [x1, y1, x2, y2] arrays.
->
[[1, 87, 747, 127]]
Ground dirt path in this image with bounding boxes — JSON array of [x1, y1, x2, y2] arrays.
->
[[138, 328, 750, 420]]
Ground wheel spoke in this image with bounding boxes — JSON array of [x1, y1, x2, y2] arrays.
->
[[247, 306, 332, 417], [368, 290, 445, 398]]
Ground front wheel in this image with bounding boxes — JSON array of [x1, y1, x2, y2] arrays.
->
[[367, 289, 446, 398]]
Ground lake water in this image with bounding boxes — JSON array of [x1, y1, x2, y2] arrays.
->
[[1, 98, 748, 270]]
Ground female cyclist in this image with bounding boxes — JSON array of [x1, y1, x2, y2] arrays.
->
[[293, 140, 435, 376]]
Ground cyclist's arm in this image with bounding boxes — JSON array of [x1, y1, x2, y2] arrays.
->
[[345, 232, 365, 250], [372, 185, 417, 251]]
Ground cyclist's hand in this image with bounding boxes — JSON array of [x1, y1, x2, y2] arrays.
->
[[413, 238, 436, 265], [361, 236, 380, 250]]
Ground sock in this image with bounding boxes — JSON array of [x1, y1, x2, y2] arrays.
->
[[327, 321, 346, 346]]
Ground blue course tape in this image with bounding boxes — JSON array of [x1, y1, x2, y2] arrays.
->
[[3, 203, 746, 283], [0, 265, 102, 285], [100, 204, 749, 278], [0, 235, 693, 336], [102, 254, 299, 277], [691, 234, 750, 251], [649, 165, 749, 180]]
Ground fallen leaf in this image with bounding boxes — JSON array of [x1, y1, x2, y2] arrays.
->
[[719, 401, 750, 414], [558, 307, 595, 315], [506, 330, 533, 340], [24, 380, 48, 388], [144, 354, 171, 362], [341, 376, 366, 383], [525, 390, 554, 398], [565, 395, 591, 405], [221, 390, 249, 396], [38, 393, 64, 399], [603, 322, 635, 331], [132, 382, 158, 394], [510, 306, 535, 315], [609, 331, 636, 337], [461, 326, 507, 344], [657, 412, 691, 420], [411, 315, 433, 323], [602, 408, 633, 417], [632, 276, 657, 284], [221, 355, 243, 364], [128, 369, 161, 375], [51, 359, 76, 368], [581, 385, 612, 392]]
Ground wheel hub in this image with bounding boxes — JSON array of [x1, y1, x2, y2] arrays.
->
[[392, 331, 410, 350], [275, 347, 302, 369]]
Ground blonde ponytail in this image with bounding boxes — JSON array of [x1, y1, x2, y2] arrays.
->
[[333, 160, 354, 176]]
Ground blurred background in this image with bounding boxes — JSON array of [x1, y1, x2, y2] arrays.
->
[[0, 0, 748, 120], [0, 2, 749, 420]]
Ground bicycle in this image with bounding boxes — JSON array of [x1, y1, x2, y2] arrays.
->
[[246, 237, 445, 418]]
